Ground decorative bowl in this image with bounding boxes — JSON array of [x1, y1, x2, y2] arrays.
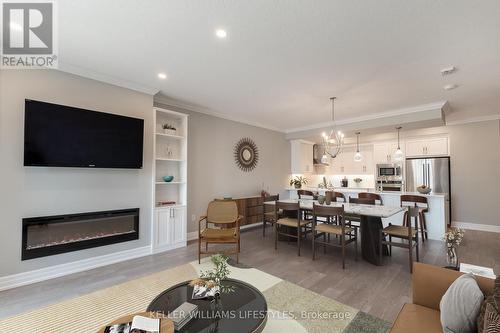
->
[[162, 175, 174, 182], [417, 185, 431, 194]]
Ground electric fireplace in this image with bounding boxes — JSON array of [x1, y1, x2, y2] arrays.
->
[[22, 208, 139, 260]]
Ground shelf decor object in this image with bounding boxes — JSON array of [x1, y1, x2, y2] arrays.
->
[[321, 97, 344, 162], [234, 137, 259, 172], [162, 175, 174, 182]]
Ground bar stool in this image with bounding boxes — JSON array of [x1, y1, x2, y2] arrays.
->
[[358, 192, 382, 205], [400, 195, 428, 242], [297, 190, 315, 199]]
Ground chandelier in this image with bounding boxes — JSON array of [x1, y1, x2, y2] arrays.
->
[[321, 97, 344, 163]]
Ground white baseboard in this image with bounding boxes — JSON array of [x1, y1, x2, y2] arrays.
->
[[452, 221, 500, 233], [0, 246, 151, 292], [187, 231, 198, 241]]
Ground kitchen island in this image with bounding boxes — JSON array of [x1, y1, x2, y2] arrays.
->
[[286, 187, 448, 240]]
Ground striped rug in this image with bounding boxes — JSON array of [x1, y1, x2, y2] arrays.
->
[[0, 259, 391, 332]]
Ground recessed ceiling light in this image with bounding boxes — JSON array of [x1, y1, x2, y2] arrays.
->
[[443, 84, 459, 91], [157, 73, 167, 80], [215, 29, 227, 39]]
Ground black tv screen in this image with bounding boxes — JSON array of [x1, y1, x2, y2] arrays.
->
[[24, 100, 144, 168]]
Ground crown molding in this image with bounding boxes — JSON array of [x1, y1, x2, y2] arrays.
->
[[285, 101, 448, 134], [154, 94, 283, 132], [446, 114, 500, 126], [57, 62, 159, 95]]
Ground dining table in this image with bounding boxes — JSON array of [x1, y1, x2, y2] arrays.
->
[[264, 199, 405, 265]]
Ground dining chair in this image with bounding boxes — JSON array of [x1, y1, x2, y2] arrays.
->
[[328, 191, 347, 203], [274, 201, 311, 256], [380, 204, 420, 272], [358, 192, 382, 205], [198, 200, 243, 264], [262, 194, 280, 237], [401, 195, 428, 242], [345, 197, 376, 228], [297, 190, 315, 199], [297, 190, 316, 220], [312, 203, 357, 269]]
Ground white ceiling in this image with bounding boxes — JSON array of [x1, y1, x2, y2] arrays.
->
[[58, 0, 500, 132]]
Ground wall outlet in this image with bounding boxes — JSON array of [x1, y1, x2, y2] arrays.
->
[[191, 214, 196, 222]]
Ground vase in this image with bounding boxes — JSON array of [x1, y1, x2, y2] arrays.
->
[[325, 191, 332, 205], [446, 245, 458, 268], [318, 195, 325, 205], [294, 183, 301, 189]]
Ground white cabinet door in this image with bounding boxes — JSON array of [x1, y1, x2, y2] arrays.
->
[[290, 140, 313, 174], [373, 143, 391, 164], [359, 146, 374, 174], [405, 137, 448, 157], [171, 207, 186, 244], [155, 209, 172, 248], [426, 137, 448, 156], [405, 139, 426, 157]]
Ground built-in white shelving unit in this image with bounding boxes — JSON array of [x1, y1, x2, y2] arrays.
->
[[152, 107, 188, 253]]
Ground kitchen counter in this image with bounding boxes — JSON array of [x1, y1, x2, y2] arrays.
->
[[285, 187, 446, 198], [286, 187, 448, 240]]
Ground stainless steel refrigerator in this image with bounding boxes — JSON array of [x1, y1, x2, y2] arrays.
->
[[405, 156, 451, 221]]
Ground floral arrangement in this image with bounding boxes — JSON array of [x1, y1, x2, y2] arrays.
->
[[189, 255, 231, 298], [289, 176, 308, 188], [443, 228, 464, 247]]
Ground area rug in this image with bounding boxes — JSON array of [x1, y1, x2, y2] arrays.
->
[[0, 259, 391, 332]]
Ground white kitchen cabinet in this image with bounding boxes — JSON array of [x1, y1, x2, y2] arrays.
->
[[354, 146, 374, 174], [405, 137, 448, 157], [373, 142, 400, 164], [153, 206, 186, 253], [290, 140, 314, 174], [330, 146, 373, 174]]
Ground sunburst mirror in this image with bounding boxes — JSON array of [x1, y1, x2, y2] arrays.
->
[[234, 138, 259, 172]]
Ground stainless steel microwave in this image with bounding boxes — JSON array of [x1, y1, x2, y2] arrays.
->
[[376, 163, 402, 178]]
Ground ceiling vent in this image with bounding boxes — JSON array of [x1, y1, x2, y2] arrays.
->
[[440, 66, 457, 76]]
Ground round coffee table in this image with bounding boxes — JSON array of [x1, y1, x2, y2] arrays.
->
[[147, 278, 267, 333]]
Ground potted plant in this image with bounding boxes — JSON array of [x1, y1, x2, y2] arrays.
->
[[443, 228, 464, 268], [189, 254, 232, 300], [289, 176, 308, 189], [162, 123, 177, 135]]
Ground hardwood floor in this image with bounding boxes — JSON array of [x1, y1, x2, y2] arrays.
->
[[0, 227, 498, 323]]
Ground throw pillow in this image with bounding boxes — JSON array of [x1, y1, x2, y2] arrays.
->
[[440, 273, 484, 333], [484, 303, 500, 332]]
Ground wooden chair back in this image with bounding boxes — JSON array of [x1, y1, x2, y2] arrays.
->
[[326, 191, 346, 202], [263, 194, 279, 213], [297, 190, 315, 199], [207, 200, 239, 227], [358, 192, 382, 204], [401, 195, 429, 211], [349, 197, 376, 205], [313, 203, 345, 227], [276, 201, 300, 219], [405, 204, 420, 237]]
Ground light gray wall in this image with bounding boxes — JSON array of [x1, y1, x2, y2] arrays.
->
[[154, 101, 290, 233], [447, 120, 500, 226], [0, 70, 154, 276]]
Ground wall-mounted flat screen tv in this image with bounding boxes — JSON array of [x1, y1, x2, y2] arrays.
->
[[24, 100, 144, 168]]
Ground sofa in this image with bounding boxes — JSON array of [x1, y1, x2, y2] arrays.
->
[[391, 262, 495, 333]]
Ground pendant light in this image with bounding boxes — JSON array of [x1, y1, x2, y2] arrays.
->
[[394, 126, 404, 161], [322, 97, 344, 159], [353, 132, 362, 162]]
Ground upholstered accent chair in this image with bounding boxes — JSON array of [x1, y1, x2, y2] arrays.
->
[[198, 200, 243, 263]]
